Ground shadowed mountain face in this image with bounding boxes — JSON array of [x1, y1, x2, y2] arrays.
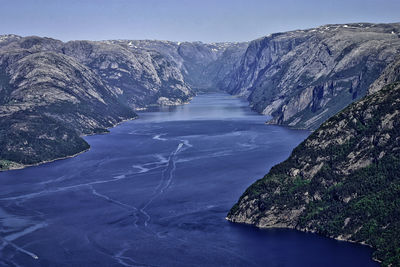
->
[[224, 23, 400, 129], [227, 58, 400, 265], [62, 40, 194, 108], [109, 40, 248, 91], [1, 22, 400, 170], [0, 49, 135, 169], [0, 35, 246, 170], [0, 36, 191, 169]]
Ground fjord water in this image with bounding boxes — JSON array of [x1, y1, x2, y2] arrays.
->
[[0, 93, 377, 266]]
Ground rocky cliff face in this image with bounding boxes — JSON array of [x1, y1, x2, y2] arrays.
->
[[0, 34, 247, 170], [369, 57, 400, 94], [62, 40, 193, 108], [228, 76, 400, 265], [110, 40, 248, 91], [226, 23, 400, 129], [0, 36, 194, 170], [0, 51, 134, 168], [2, 23, 400, 170]]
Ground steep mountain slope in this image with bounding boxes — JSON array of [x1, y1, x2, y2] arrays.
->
[[226, 23, 400, 129], [63, 40, 193, 108], [228, 77, 400, 265], [2, 22, 400, 170], [111, 40, 248, 91], [369, 56, 400, 94], [0, 35, 247, 171], [0, 36, 193, 170], [0, 50, 135, 169]]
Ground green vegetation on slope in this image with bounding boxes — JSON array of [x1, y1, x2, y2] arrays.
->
[[228, 82, 400, 266], [0, 110, 90, 168]]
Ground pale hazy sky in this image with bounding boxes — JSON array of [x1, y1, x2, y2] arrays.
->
[[1, 0, 399, 42]]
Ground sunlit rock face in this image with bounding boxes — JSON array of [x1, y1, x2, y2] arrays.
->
[[225, 23, 400, 129], [109, 39, 248, 91]]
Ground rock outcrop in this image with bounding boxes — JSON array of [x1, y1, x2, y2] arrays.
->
[[0, 36, 194, 170], [110, 40, 248, 91], [225, 23, 400, 129], [0, 35, 248, 170], [2, 22, 400, 171], [62, 40, 193, 108], [369, 57, 400, 94], [228, 76, 400, 265]]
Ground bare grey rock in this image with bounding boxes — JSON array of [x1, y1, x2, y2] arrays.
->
[[0, 36, 196, 169], [228, 80, 400, 265], [369, 57, 400, 94], [225, 23, 400, 129], [110, 40, 248, 91]]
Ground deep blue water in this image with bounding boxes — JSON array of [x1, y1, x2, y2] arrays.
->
[[0, 93, 378, 266]]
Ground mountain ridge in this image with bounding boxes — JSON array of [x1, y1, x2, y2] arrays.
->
[[0, 35, 245, 170], [224, 22, 400, 129], [227, 60, 400, 265], [2, 22, 400, 171]]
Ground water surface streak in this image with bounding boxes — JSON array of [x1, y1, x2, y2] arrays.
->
[[0, 93, 377, 266]]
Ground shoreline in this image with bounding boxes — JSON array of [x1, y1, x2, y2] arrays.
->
[[225, 218, 381, 264], [4, 147, 92, 172], [1, 116, 138, 172], [1, 97, 195, 172]]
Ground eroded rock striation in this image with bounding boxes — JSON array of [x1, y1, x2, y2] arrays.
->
[[62, 40, 194, 108], [225, 23, 400, 129], [2, 22, 400, 171], [109, 40, 248, 91], [0, 35, 195, 169], [369, 55, 400, 94], [0, 35, 248, 170]]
